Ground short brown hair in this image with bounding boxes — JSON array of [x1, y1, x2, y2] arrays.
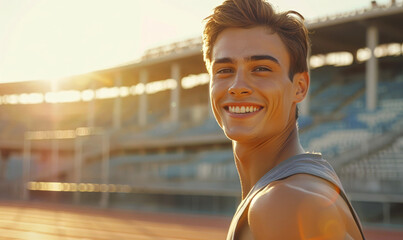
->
[[203, 0, 310, 80]]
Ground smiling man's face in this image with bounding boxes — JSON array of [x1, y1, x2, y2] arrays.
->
[[210, 26, 302, 143]]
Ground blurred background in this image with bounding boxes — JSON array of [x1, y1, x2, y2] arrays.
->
[[0, 0, 402, 238]]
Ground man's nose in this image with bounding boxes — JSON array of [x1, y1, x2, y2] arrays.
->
[[228, 71, 252, 96]]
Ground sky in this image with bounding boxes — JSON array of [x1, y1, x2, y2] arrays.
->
[[0, 0, 392, 84]]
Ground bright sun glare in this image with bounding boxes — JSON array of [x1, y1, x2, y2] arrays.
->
[[0, 0, 212, 83], [0, 0, 144, 82]]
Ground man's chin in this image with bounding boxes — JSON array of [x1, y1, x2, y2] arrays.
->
[[223, 129, 257, 143]]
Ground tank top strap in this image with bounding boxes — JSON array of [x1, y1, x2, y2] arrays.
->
[[226, 153, 365, 240]]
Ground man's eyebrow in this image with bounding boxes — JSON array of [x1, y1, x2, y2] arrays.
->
[[212, 55, 280, 66], [212, 57, 234, 65], [246, 55, 280, 65]]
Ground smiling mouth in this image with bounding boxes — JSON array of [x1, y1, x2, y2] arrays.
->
[[224, 105, 263, 114]]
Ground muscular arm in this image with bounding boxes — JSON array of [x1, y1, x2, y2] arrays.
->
[[247, 174, 361, 240]]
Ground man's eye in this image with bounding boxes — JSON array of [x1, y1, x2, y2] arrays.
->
[[216, 68, 233, 74], [253, 66, 271, 72]]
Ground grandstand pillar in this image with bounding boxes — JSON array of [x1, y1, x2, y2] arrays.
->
[[74, 137, 82, 204], [366, 25, 379, 111], [88, 81, 96, 128], [51, 140, 59, 181], [22, 138, 31, 201], [139, 69, 148, 127], [113, 72, 122, 129], [0, 152, 3, 181], [100, 134, 110, 208], [51, 79, 60, 130], [0, 151, 9, 181], [383, 202, 391, 224], [170, 63, 181, 123]]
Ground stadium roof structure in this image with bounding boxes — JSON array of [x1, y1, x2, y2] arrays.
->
[[307, 1, 403, 55]]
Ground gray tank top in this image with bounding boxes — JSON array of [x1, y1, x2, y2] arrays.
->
[[226, 153, 365, 240]]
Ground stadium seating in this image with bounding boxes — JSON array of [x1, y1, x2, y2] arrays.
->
[[300, 68, 403, 158], [4, 157, 23, 181], [151, 149, 235, 181], [340, 136, 403, 194], [178, 116, 221, 136]]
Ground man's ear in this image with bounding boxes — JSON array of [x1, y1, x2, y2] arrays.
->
[[292, 72, 309, 103]]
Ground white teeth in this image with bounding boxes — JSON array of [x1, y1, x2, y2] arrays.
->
[[228, 105, 261, 114]]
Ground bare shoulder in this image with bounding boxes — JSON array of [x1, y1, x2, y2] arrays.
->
[[247, 174, 362, 240]]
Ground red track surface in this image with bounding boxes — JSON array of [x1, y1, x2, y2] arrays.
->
[[0, 201, 229, 240], [0, 201, 402, 240]]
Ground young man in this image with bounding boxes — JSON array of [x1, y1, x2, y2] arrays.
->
[[202, 0, 365, 239]]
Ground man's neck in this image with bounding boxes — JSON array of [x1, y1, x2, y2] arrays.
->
[[233, 122, 305, 199]]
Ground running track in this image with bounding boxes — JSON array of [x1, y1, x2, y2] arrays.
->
[[0, 201, 402, 240]]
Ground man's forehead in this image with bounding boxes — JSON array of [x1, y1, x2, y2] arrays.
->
[[211, 27, 288, 65]]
